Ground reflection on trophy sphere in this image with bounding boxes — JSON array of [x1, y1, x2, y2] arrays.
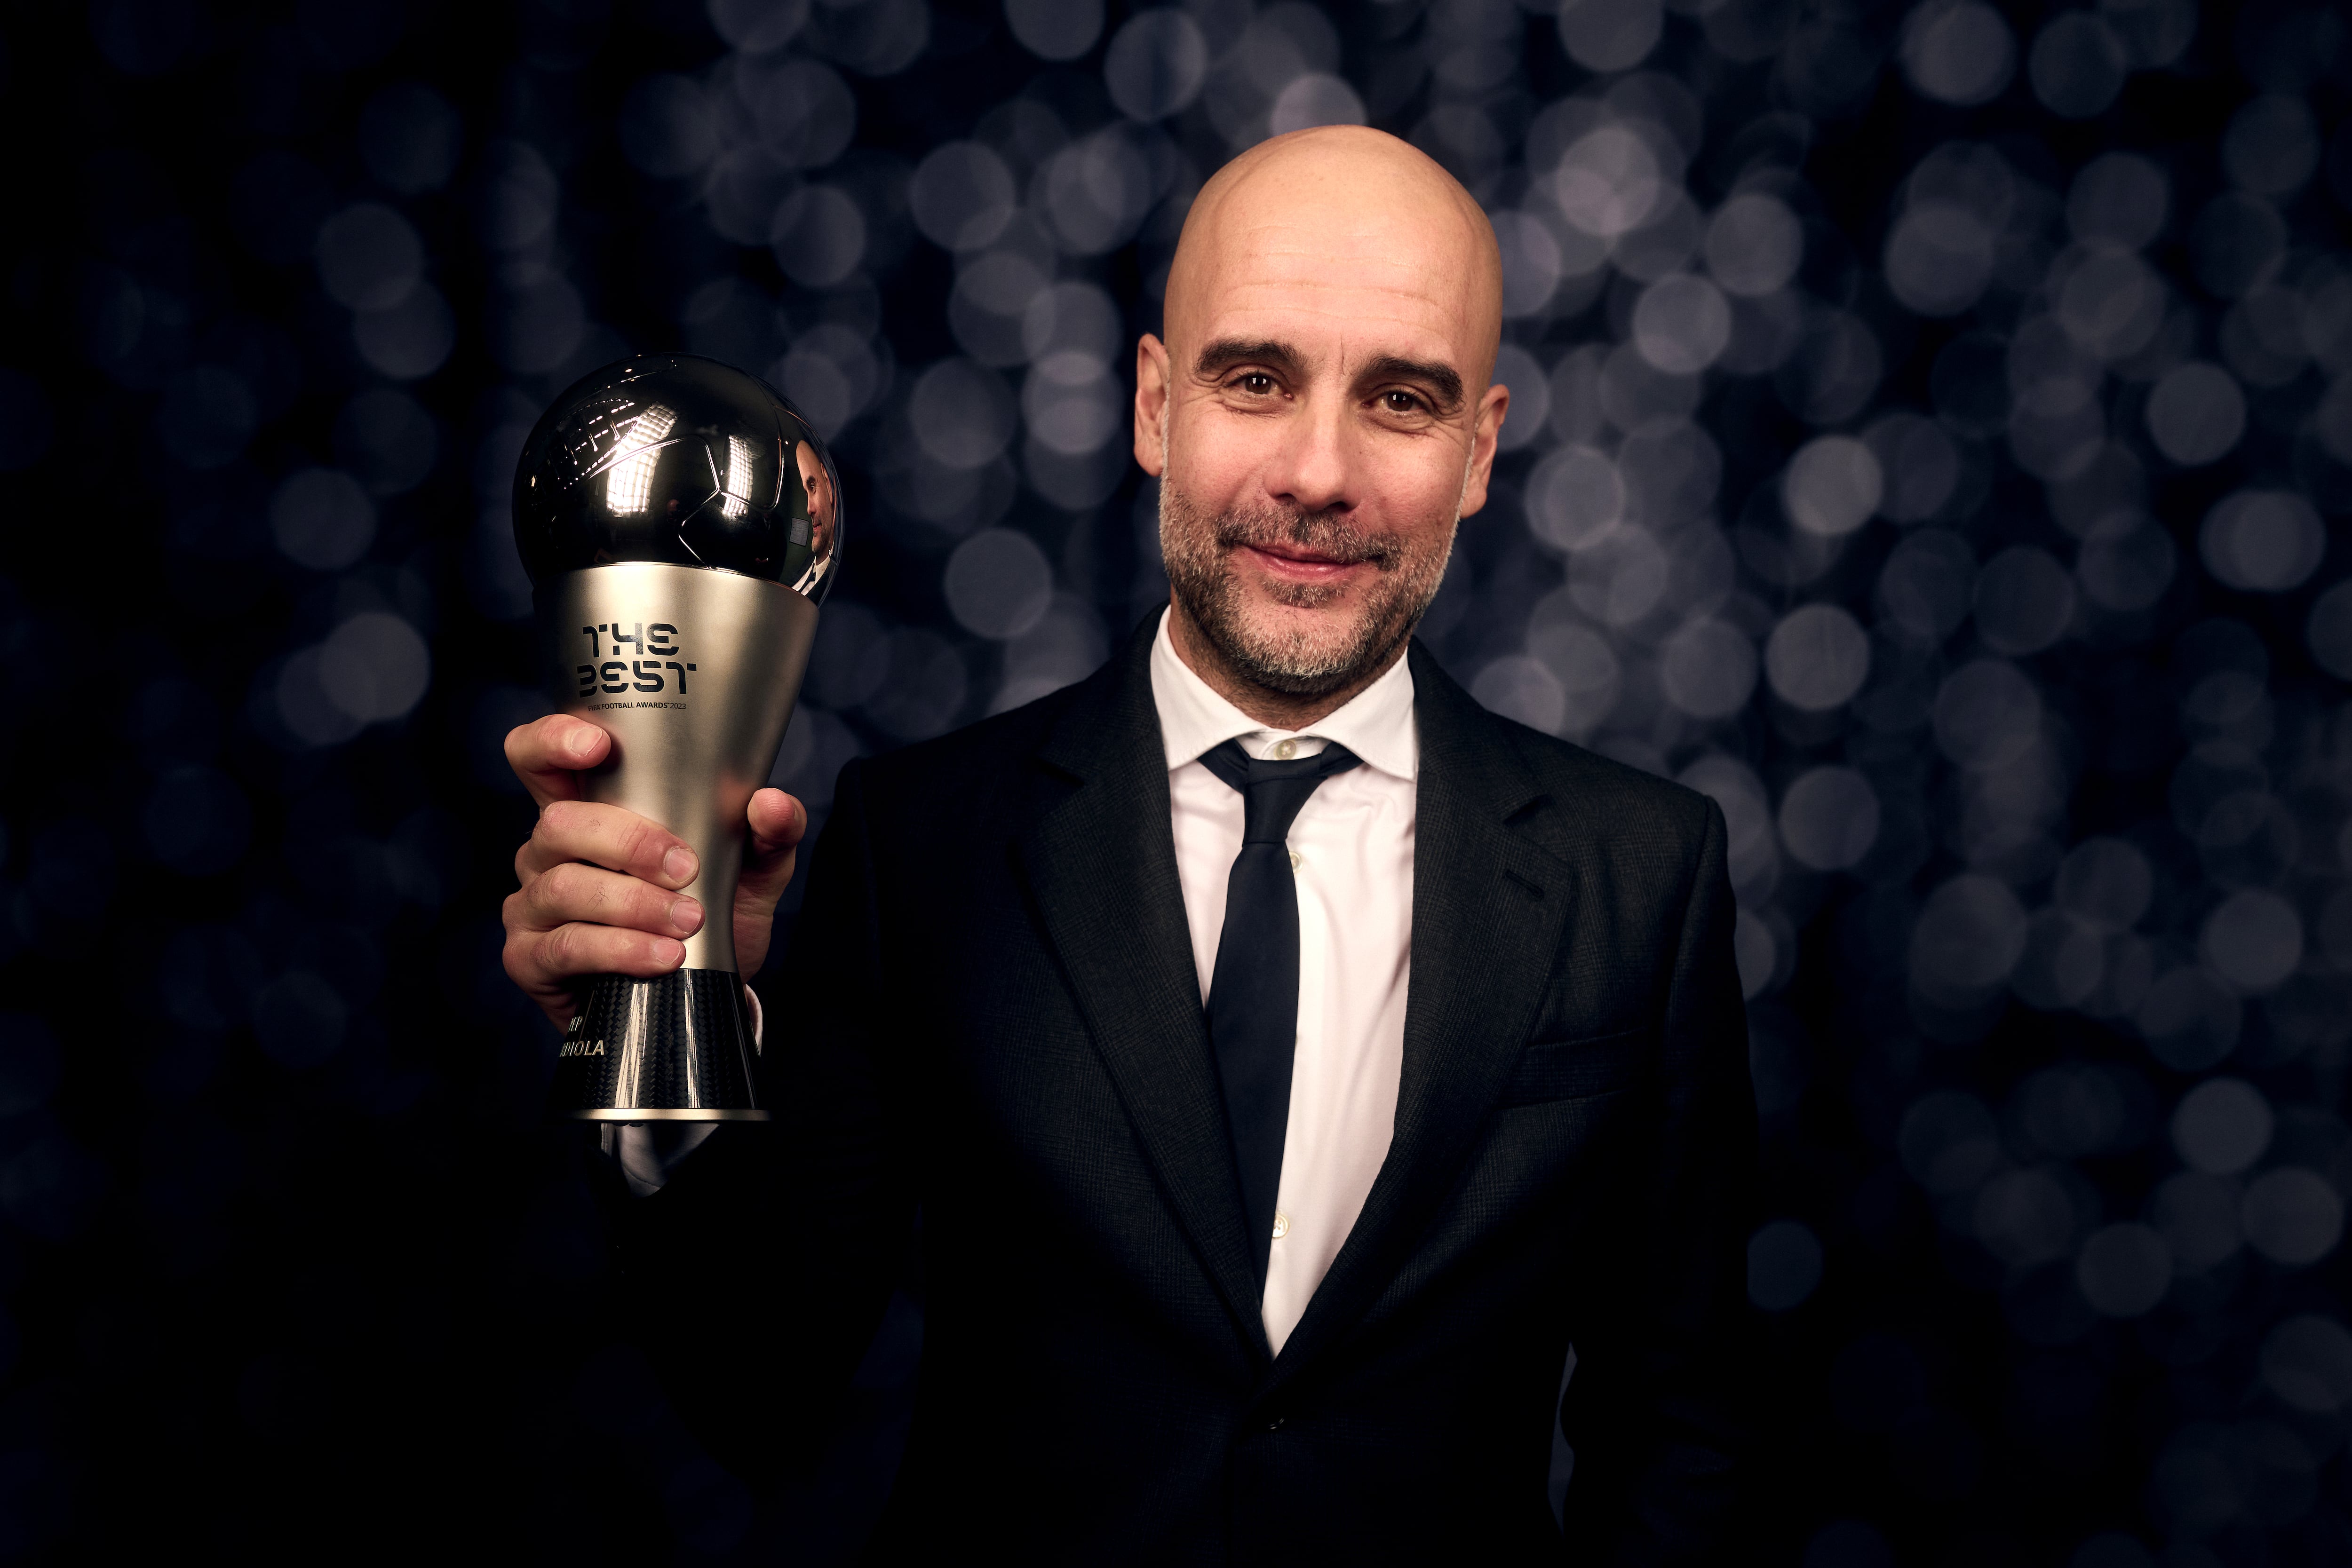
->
[[512, 353, 841, 601]]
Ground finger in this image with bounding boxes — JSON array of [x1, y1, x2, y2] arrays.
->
[[516, 919, 690, 987], [500, 897, 589, 1030], [729, 790, 809, 976], [746, 788, 808, 861], [738, 789, 807, 904], [505, 715, 612, 810], [519, 860, 704, 941], [518, 800, 699, 889]]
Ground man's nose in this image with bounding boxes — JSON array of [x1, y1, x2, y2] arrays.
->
[[1262, 395, 1356, 515]]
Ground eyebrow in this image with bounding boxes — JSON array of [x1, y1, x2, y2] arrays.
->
[[1193, 337, 1305, 380]]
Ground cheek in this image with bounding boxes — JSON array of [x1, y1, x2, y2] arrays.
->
[[1167, 412, 1268, 507], [1359, 443, 1471, 530]]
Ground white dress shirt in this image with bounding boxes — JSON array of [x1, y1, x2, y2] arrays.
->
[[1148, 610, 1416, 1354], [617, 611, 1420, 1356]]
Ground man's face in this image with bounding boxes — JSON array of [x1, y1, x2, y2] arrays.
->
[[1136, 144, 1508, 697], [795, 441, 834, 554]]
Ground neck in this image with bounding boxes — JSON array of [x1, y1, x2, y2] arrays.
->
[[1164, 595, 1408, 731]]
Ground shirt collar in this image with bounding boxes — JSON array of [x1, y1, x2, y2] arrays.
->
[[1148, 606, 1418, 783]]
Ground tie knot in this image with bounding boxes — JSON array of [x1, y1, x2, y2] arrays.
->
[[1198, 739, 1362, 844]]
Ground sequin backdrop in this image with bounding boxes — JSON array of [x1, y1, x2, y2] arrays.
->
[[0, 0, 2348, 1560]]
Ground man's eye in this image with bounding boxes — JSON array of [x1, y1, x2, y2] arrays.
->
[[1238, 373, 1275, 395], [1383, 390, 1422, 414]]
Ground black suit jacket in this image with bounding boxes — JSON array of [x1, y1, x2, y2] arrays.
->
[[613, 618, 1756, 1564]]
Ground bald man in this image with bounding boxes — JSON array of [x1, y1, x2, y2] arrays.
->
[[501, 127, 1752, 1562]]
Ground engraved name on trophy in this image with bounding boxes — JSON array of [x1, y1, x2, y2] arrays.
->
[[514, 354, 840, 1121]]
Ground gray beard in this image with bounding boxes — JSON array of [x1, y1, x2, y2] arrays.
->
[[1158, 480, 1454, 698]]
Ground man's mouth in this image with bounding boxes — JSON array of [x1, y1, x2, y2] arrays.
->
[[1233, 539, 1371, 580]]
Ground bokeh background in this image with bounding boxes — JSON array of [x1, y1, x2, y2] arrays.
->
[[0, 0, 2347, 1560]]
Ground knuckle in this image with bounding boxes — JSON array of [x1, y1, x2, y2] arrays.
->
[[533, 862, 576, 910], [510, 715, 561, 765], [546, 862, 610, 919], [503, 928, 548, 986], [619, 817, 666, 869]]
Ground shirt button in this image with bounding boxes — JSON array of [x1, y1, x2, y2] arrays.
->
[[1288, 848, 1302, 871], [1271, 738, 1297, 760], [1271, 1209, 1290, 1239]]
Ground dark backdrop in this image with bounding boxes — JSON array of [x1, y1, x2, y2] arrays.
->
[[0, 0, 2348, 1560]]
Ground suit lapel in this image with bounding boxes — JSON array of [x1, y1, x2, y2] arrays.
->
[[1261, 641, 1573, 1392], [1013, 619, 1270, 1357]]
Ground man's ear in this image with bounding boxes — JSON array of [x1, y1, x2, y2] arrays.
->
[[1457, 381, 1511, 518], [1134, 333, 1171, 478]]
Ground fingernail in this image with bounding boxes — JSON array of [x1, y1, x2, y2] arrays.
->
[[663, 846, 697, 883], [568, 730, 598, 760], [669, 898, 703, 934], [654, 938, 684, 966]]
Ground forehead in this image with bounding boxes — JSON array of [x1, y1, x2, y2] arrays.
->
[[1182, 197, 1489, 372]]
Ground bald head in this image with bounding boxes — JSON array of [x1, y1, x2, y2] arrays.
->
[[1163, 126, 1505, 397]]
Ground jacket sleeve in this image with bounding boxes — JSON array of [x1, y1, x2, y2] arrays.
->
[[1557, 798, 1757, 1563], [599, 757, 918, 1485]]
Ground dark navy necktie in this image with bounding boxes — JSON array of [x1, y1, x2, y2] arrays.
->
[[1197, 736, 1363, 1292]]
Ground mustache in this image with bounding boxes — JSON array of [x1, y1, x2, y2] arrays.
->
[[1212, 504, 1400, 571]]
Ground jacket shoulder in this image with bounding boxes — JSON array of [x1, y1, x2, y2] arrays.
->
[[1486, 712, 1720, 850], [1411, 639, 1717, 854]]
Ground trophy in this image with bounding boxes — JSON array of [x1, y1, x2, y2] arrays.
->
[[514, 353, 840, 1121]]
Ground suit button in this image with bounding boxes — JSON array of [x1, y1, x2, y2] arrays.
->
[[1264, 1416, 1284, 1432]]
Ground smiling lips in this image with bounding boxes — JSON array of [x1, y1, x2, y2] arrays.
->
[[1236, 540, 1370, 583]]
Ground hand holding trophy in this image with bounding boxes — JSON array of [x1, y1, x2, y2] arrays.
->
[[509, 354, 840, 1122]]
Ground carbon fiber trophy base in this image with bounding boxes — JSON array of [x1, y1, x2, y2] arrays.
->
[[551, 968, 768, 1121]]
